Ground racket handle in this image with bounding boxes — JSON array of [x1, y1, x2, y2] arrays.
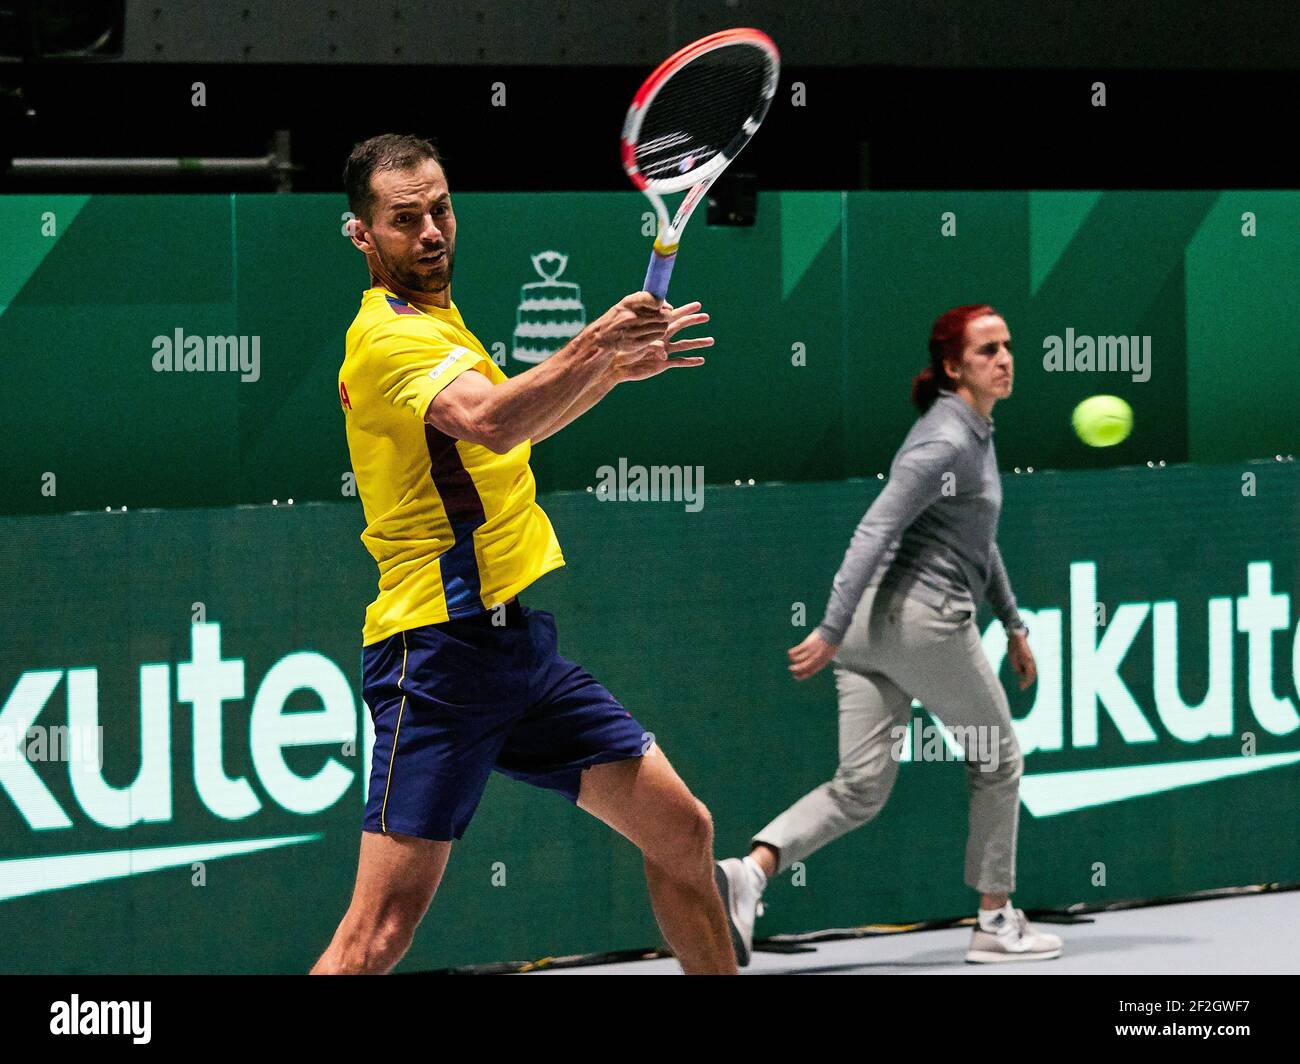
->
[[642, 246, 678, 302]]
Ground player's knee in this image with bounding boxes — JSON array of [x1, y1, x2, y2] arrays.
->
[[325, 898, 424, 974], [369, 889, 431, 943], [677, 798, 714, 860], [374, 910, 418, 957], [693, 799, 715, 851], [649, 798, 714, 870]]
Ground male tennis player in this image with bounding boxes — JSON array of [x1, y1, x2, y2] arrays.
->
[[313, 133, 736, 975], [716, 305, 1064, 966]]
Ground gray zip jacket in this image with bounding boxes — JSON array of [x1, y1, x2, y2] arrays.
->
[[816, 391, 1024, 646]]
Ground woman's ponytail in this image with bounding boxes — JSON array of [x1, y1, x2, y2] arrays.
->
[[910, 366, 942, 412]]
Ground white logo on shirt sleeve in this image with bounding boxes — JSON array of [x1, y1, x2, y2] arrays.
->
[[428, 347, 470, 381]]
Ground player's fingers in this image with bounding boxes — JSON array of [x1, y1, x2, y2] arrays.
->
[[626, 318, 672, 338], [613, 330, 666, 354], [663, 356, 706, 368], [625, 291, 666, 315], [666, 300, 702, 319], [618, 340, 666, 364], [665, 312, 710, 338], [665, 336, 714, 353]]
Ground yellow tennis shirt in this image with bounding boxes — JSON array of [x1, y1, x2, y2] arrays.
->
[[340, 286, 565, 645]]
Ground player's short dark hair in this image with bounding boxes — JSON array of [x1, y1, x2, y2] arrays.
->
[[344, 134, 444, 223]]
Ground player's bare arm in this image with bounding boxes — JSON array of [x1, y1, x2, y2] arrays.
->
[[530, 301, 713, 445], [426, 295, 710, 451]]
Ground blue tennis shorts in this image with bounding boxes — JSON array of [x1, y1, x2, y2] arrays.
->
[[361, 601, 650, 841]]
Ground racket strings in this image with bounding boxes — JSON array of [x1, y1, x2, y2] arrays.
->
[[635, 45, 772, 185]]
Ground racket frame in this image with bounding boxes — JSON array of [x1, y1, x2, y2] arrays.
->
[[620, 27, 780, 300]]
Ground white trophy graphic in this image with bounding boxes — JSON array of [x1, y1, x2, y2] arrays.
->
[[511, 250, 587, 364]]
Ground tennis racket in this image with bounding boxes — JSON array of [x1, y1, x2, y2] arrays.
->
[[621, 28, 780, 302]]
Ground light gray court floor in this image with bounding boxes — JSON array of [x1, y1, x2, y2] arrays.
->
[[528, 891, 1300, 974]]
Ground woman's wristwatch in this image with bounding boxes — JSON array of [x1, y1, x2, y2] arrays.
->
[[1006, 621, 1030, 638]]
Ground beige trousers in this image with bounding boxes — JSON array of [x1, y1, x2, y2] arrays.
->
[[754, 584, 1023, 893]]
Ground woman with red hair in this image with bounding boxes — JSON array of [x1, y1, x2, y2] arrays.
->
[[716, 305, 1062, 966]]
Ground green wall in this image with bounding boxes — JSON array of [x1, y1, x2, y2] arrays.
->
[[1, 462, 1297, 973], [1, 191, 1296, 518]]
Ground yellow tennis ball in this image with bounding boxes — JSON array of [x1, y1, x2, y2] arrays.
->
[[1072, 395, 1133, 447]]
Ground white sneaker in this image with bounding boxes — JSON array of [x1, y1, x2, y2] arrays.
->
[[714, 858, 765, 967], [966, 907, 1063, 963]]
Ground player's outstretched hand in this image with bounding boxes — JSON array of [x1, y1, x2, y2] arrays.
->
[[788, 630, 838, 681], [585, 291, 672, 362], [612, 300, 714, 383]]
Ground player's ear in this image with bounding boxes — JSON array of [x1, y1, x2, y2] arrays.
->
[[347, 216, 372, 253]]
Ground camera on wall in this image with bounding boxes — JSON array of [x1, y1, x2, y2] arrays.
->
[[707, 172, 759, 227]]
